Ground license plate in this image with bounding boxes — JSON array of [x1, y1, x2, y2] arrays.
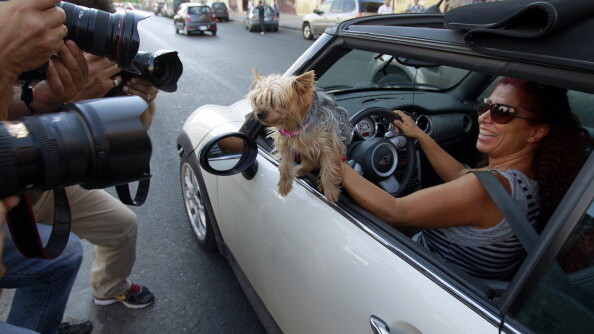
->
[[199, 26, 208, 31]]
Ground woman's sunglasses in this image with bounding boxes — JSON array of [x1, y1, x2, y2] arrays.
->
[[478, 98, 534, 124]]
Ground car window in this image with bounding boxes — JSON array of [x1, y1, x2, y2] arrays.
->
[[568, 90, 594, 137], [330, 0, 345, 13], [510, 199, 594, 333], [188, 6, 210, 14], [315, 49, 470, 93], [318, 0, 333, 14], [341, 0, 355, 13], [212, 3, 226, 9]]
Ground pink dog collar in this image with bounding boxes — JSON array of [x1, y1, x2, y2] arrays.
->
[[278, 123, 309, 137]]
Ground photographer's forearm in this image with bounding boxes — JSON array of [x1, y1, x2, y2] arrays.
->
[[8, 86, 65, 120]]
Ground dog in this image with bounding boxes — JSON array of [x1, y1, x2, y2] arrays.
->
[[248, 69, 352, 202]]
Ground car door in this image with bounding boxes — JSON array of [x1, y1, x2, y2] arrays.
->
[[311, 0, 334, 35], [214, 129, 501, 333], [500, 156, 594, 334]]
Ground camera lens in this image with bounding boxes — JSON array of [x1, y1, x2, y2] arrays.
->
[[59, 1, 147, 67], [129, 50, 183, 92], [0, 96, 152, 198]]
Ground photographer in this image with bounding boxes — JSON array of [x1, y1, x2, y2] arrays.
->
[[0, 3, 90, 333], [6, 0, 158, 311]]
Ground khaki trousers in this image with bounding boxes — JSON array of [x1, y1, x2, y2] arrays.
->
[[33, 185, 137, 299]]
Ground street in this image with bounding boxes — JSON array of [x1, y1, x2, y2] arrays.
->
[[0, 11, 313, 334]]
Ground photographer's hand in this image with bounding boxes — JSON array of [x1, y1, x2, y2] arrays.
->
[[0, 0, 67, 80], [1, 195, 20, 277], [69, 54, 122, 102], [123, 78, 159, 130], [28, 41, 89, 114], [0, 0, 66, 119]]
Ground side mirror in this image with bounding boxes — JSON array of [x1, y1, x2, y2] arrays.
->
[[314, 9, 322, 15], [199, 132, 258, 179]]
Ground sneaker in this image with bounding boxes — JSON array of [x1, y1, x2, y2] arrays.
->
[[58, 320, 93, 334], [93, 283, 154, 309]]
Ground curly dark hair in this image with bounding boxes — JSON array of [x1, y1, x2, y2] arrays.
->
[[496, 78, 593, 224]]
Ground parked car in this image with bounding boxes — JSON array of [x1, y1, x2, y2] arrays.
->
[[244, 5, 279, 32], [302, 0, 384, 39], [178, 1, 594, 333], [174, 3, 217, 36], [209, 1, 229, 22]]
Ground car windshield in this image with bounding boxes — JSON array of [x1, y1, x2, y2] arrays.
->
[[188, 6, 210, 14], [316, 49, 470, 93]]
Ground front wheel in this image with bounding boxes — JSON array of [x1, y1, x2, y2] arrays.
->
[[180, 161, 217, 251], [302, 22, 313, 40]]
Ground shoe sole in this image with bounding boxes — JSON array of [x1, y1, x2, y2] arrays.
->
[[93, 297, 154, 309]]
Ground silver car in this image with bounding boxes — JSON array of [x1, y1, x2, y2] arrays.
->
[[302, 0, 384, 39]]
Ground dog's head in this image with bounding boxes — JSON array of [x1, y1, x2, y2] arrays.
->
[[248, 69, 315, 129]]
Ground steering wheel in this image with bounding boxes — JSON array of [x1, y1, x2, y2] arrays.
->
[[348, 107, 417, 197]]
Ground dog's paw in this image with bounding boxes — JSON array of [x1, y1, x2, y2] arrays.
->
[[324, 186, 341, 203], [278, 179, 293, 196]]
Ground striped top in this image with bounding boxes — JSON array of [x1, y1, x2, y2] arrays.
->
[[413, 170, 540, 280]]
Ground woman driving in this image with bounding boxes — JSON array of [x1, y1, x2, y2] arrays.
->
[[341, 77, 592, 280]]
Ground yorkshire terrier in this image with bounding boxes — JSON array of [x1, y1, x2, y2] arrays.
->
[[248, 69, 352, 202]]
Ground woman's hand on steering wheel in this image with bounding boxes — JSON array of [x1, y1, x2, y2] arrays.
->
[[393, 110, 424, 139]]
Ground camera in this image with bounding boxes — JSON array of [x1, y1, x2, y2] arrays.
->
[[118, 50, 184, 93], [0, 96, 152, 198], [19, 1, 148, 81]]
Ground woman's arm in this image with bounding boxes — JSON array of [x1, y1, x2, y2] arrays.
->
[[341, 163, 503, 229], [393, 110, 469, 182]]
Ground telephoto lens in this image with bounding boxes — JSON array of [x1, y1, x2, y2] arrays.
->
[[59, 1, 149, 67], [0, 96, 152, 198]]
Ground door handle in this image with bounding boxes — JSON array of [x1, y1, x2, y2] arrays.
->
[[370, 316, 390, 334], [371, 316, 418, 334]]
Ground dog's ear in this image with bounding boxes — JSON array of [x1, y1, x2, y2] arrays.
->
[[293, 70, 315, 94], [252, 68, 263, 80]]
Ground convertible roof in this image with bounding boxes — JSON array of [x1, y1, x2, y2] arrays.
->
[[335, 0, 594, 93]]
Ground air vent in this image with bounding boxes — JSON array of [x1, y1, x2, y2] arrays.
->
[[416, 115, 432, 135]]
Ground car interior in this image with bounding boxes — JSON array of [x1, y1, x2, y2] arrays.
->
[[242, 44, 594, 317]]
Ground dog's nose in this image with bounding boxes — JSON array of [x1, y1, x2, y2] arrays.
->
[[257, 111, 266, 119]]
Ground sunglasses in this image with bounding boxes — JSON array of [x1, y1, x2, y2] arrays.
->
[[478, 98, 534, 124]]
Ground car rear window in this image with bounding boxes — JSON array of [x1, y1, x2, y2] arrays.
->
[[212, 3, 226, 9], [188, 6, 210, 14]]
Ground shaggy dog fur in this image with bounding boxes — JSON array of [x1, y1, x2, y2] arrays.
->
[[248, 69, 351, 202]]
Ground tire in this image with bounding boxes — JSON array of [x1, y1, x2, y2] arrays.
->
[[273, 27, 278, 32], [302, 22, 313, 40], [211, 30, 217, 36], [180, 161, 217, 251]]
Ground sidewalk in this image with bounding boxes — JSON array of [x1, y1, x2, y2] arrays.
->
[[229, 10, 303, 30]]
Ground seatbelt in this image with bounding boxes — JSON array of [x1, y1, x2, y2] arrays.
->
[[472, 171, 539, 253]]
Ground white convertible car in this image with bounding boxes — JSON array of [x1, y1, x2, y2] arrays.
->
[[177, 1, 594, 333]]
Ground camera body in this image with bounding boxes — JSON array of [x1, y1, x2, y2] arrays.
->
[[0, 96, 152, 198]]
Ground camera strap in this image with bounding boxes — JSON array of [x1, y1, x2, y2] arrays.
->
[[115, 178, 150, 206], [5, 189, 71, 259]]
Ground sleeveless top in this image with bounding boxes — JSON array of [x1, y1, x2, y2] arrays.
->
[[413, 169, 540, 280]]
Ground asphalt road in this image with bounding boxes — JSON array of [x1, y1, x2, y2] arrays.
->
[[0, 11, 313, 334]]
